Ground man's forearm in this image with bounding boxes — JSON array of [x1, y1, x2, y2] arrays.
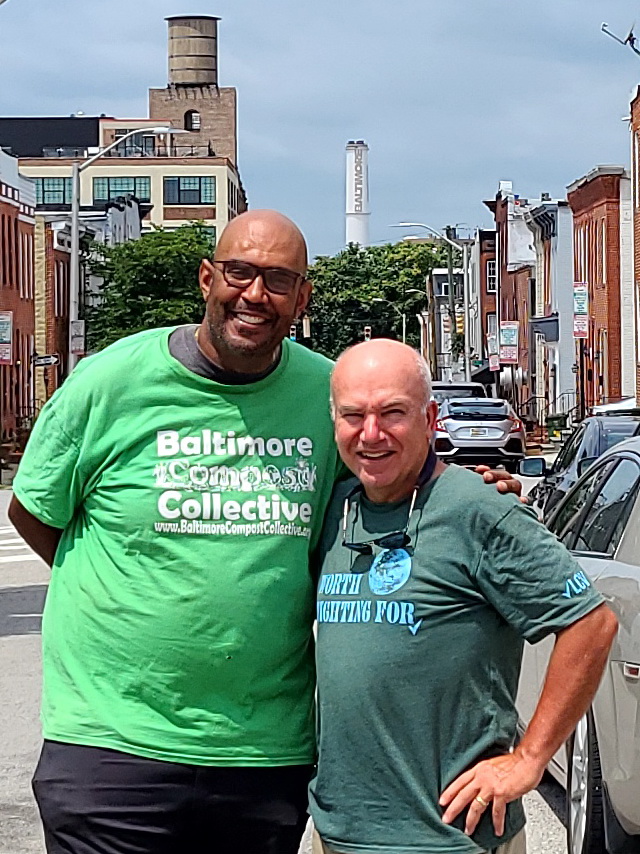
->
[[517, 603, 618, 769], [8, 496, 63, 567]]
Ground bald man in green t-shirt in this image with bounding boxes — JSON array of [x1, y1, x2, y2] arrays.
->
[[9, 211, 521, 854]]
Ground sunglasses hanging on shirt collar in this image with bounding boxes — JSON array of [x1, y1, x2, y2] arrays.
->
[[340, 449, 438, 556]]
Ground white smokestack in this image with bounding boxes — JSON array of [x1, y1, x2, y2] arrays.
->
[[345, 140, 370, 246]]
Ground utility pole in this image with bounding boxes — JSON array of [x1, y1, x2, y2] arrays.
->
[[445, 226, 456, 323], [462, 241, 471, 381]]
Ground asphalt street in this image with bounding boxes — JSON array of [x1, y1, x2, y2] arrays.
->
[[0, 476, 568, 854]]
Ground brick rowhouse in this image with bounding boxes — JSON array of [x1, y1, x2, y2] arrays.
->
[[567, 166, 633, 409], [629, 87, 640, 402], [0, 152, 36, 442]]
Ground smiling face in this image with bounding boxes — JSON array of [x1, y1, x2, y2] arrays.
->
[[332, 341, 438, 503], [198, 210, 311, 373]]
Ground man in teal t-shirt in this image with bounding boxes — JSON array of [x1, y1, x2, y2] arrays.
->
[[310, 339, 618, 854], [10, 211, 522, 854]]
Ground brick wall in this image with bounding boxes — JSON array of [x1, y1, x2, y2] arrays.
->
[[567, 172, 623, 408], [0, 195, 35, 440], [478, 230, 497, 346], [149, 86, 237, 165]]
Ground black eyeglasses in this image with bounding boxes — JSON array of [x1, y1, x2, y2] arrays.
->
[[341, 486, 418, 556], [212, 259, 306, 296]]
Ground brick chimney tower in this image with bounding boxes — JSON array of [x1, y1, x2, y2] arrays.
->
[[148, 15, 237, 165]]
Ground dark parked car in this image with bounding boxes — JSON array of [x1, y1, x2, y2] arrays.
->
[[526, 414, 640, 519]]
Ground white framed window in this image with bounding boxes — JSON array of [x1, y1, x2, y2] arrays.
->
[[486, 260, 497, 292], [602, 218, 607, 285], [487, 313, 497, 336]]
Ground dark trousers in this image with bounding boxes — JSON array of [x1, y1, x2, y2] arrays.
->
[[32, 741, 312, 854]]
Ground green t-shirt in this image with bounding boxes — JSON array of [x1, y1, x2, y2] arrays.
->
[[13, 328, 342, 766], [310, 464, 604, 854]]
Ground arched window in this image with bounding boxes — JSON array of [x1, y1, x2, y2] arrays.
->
[[184, 110, 201, 132]]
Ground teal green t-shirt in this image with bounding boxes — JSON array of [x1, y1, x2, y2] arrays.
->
[[13, 328, 342, 766], [310, 464, 604, 854]]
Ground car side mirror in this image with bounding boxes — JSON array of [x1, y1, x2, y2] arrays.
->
[[518, 457, 547, 477], [577, 456, 598, 477]]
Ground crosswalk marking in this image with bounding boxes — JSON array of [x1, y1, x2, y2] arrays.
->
[[0, 526, 41, 564], [0, 554, 42, 563]]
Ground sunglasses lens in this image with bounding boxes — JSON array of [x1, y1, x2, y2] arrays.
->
[[379, 532, 410, 550], [343, 542, 373, 555]]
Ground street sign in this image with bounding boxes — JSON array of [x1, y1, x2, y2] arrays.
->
[[0, 311, 13, 365], [33, 354, 60, 367], [573, 316, 588, 339], [499, 321, 519, 365], [573, 282, 589, 339]]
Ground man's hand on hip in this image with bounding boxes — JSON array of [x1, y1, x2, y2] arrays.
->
[[439, 749, 545, 837]]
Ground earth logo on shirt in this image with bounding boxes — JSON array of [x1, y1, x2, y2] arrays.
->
[[368, 548, 412, 595]]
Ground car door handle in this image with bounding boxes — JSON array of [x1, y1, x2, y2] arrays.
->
[[623, 663, 640, 680]]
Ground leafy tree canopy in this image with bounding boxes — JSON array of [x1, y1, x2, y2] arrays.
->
[[306, 240, 452, 361], [86, 224, 213, 352]]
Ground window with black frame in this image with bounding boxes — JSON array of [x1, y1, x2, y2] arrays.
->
[[163, 176, 216, 205], [93, 177, 151, 206], [33, 177, 73, 206]]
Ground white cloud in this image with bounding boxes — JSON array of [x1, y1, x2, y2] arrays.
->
[[1, 0, 639, 254]]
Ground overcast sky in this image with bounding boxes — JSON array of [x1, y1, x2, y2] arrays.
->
[[2, 0, 640, 256]]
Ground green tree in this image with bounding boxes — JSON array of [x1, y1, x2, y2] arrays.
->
[[86, 224, 214, 352], [306, 241, 450, 361]]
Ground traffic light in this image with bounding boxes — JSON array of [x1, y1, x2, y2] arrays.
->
[[455, 312, 464, 334], [289, 324, 297, 341], [442, 315, 451, 334], [364, 326, 372, 342]]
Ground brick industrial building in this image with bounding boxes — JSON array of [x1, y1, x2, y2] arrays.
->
[[0, 15, 246, 241]]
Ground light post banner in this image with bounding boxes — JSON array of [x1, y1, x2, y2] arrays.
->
[[0, 311, 13, 365], [499, 320, 519, 365], [573, 282, 589, 339]]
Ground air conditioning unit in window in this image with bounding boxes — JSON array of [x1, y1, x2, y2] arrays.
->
[[53, 230, 71, 252]]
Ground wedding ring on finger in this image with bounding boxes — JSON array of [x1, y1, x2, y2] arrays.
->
[[475, 794, 490, 808]]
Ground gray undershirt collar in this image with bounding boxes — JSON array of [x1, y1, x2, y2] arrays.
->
[[168, 324, 281, 385]]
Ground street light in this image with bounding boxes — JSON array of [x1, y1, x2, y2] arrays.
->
[[372, 289, 423, 344], [68, 126, 188, 372], [390, 222, 473, 382]]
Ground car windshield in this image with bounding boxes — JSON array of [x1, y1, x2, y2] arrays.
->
[[432, 387, 485, 404], [601, 419, 640, 452]]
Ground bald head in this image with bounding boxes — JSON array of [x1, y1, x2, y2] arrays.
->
[[215, 209, 308, 272], [331, 340, 437, 502], [332, 340, 432, 415]]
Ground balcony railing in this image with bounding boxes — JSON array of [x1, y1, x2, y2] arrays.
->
[[40, 144, 218, 160]]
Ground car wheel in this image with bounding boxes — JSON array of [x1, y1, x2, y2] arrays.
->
[[566, 711, 605, 854]]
